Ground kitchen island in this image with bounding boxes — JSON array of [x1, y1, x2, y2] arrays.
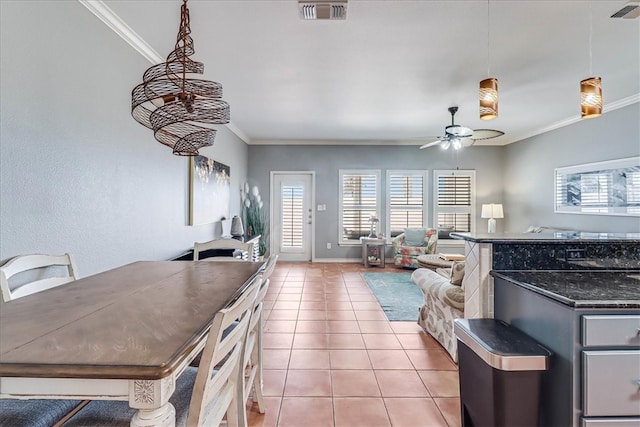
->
[[450, 231, 640, 318], [492, 269, 640, 427]]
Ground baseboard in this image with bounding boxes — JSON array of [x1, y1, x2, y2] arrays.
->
[[311, 258, 362, 263]]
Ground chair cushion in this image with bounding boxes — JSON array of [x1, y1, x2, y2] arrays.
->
[[450, 261, 465, 286], [63, 368, 197, 427], [0, 399, 84, 427], [403, 228, 427, 246]]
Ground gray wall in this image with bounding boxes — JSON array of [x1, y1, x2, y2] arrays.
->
[[0, 1, 249, 276], [248, 145, 505, 260], [503, 103, 640, 233]]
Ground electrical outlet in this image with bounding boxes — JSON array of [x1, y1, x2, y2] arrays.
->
[[566, 248, 586, 260], [327, 243, 331, 249]]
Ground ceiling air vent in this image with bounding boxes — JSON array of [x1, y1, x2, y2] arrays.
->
[[299, 1, 347, 20], [611, 1, 640, 18]]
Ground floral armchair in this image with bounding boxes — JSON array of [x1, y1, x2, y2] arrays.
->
[[392, 228, 438, 268]]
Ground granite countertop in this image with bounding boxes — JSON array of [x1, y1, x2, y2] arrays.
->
[[451, 232, 640, 243], [491, 270, 640, 308]]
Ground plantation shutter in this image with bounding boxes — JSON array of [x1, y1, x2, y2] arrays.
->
[[388, 171, 426, 237], [281, 184, 304, 249], [434, 170, 475, 235], [340, 171, 379, 242]]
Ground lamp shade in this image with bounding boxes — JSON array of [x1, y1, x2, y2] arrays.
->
[[580, 77, 602, 119], [230, 215, 244, 237], [479, 78, 498, 120], [481, 203, 504, 219]]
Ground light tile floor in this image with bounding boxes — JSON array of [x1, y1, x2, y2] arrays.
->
[[246, 262, 461, 427]]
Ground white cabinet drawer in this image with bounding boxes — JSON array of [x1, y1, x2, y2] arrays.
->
[[583, 350, 640, 416], [583, 316, 640, 347]]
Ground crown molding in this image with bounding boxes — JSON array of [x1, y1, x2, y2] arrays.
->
[[78, 1, 162, 63], [78, 0, 250, 144], [505, 93, 640, 145]]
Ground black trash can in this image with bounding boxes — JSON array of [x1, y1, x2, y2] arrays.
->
[[454, 318, 552, 427]]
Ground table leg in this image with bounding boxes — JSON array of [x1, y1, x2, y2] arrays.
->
[[131, 404, 176, 427], [129, 377, 176, 427]]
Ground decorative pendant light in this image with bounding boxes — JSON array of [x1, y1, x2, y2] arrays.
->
[[479, 0, 498, 120], [581, 3, 602, 119], [581, 77, 602, 118], [131, 0, 230, 155], [480, 78, 498, 120]]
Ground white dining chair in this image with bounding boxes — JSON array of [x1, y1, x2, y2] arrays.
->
[[0, 253, 79, 302], [194, 239, 255, 262], [61, 274, 262, 427], [241, 254, 278, 414]]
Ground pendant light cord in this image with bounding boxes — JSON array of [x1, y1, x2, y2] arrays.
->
[[588, 1, 593, 76], [487, 0, 491, 77]]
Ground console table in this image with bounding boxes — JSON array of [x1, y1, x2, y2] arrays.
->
[[173, 235, 261, 262]]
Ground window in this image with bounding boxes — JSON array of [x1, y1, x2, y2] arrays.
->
[[554, 157, 640, 216], [433, 170, 476, 238], [339, 170, 380, 244], [386, 170, 428, 237], [280, 184, 304, 249]]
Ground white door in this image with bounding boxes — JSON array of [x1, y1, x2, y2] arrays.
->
[[271, 172, 314, 261]]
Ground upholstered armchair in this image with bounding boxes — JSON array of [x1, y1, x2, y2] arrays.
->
[[391, 228, 438, 268]]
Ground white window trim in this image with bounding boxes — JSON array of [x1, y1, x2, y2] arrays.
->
[[433, 169, 477, 238], [385, 170, 428, 237], [338, 169, 381, 246]]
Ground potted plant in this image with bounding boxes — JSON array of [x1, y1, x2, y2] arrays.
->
[[242, 183, 268, 258]]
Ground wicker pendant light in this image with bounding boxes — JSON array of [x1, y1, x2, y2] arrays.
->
[[480, 78, 498, 120], [580, 4, 602, 119], [479, 0, 498, 120], [131, 0, 230, 155]]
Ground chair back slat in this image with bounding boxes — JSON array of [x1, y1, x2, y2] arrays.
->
[[0, 253, 78, 302], [187, 274, 261, 427], [261, 254, 278, 279]]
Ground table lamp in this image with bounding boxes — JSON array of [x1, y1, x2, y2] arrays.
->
[[481, 203, 504, 233], [368, 215, 379, 238]]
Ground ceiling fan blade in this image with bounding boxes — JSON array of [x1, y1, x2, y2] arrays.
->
[[419, 140, 443, 149], [471, 129, 505, 140]]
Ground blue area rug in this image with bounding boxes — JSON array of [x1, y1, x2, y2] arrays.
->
[[362, 272, 423, 321]]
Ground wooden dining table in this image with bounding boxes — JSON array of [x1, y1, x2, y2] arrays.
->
[[0, 260, 264, 427]]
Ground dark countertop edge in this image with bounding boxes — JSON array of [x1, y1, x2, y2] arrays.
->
[[490, 270, 640, 309], [450, 232, 640, 243]]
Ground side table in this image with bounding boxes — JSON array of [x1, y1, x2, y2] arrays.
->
[[361, 237, 387, 268]]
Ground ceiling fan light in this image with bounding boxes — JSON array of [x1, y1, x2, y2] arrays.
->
[[580, 77, 602, 119], [446, 125, 473, 138], [441, 140, 451, 150], [452, 139, 462, 150], [479, 77, 498, 120]]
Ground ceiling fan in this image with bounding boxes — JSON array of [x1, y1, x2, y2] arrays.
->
[[419, 106, 504, 150]]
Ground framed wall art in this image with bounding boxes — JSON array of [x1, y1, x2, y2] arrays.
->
[[189, 155, 230, 226], [554, 156, 640, 216]]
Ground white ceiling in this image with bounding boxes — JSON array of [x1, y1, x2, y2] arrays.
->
[[95, 0, 639, 146]]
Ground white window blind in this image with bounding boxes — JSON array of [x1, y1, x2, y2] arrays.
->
[[387, 171, 427, 237], [281, 184, 304, 249], [433, 170, 476, 237], [339, 170, 380, 243], [627, 171, 640, 215]]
